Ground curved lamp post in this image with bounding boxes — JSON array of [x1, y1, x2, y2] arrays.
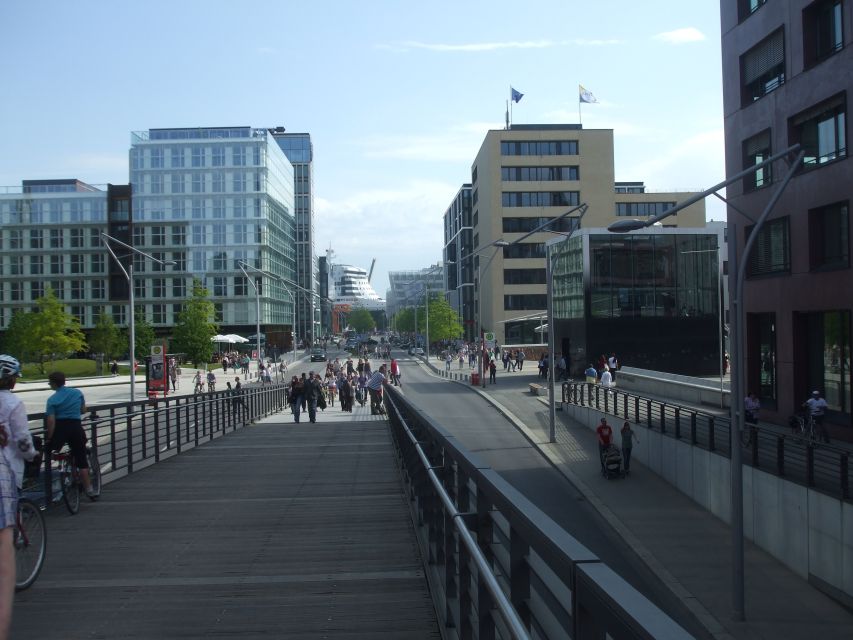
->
[[607, 145, 803, 621]]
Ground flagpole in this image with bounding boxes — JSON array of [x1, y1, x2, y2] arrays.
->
[[505, 100, 509, 130]]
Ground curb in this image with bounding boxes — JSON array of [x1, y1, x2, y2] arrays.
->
[[417, 359, 732, 640]]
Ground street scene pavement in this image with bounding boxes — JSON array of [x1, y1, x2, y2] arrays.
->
[[407, 353, 853, 640]]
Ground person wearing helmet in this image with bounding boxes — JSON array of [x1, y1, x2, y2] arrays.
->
[[45, 371, 95, 498], [0, 355, 37, 634]]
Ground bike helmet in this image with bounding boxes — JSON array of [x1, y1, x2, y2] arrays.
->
[[0, 355, 22, 379]]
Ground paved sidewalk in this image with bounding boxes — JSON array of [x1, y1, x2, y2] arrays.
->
[[424, 360, 853, 640]]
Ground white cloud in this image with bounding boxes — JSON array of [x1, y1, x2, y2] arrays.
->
[[653, 28, 706, 44], [358, 121, 499, 162]]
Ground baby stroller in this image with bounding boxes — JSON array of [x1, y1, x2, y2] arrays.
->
[[601, 445, 624, 479]]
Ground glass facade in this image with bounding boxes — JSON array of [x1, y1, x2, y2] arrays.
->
[[130, 128, 296, 341], [552, 230, 723, 376]]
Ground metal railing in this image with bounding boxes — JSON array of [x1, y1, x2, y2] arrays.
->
[[385, 386, 693, 640], [562, 382, 851, 503], [25, 383, 289, 503]]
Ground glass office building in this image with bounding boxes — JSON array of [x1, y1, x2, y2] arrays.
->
[[130, 127, 296, 351], [551, 228, 724, 376]]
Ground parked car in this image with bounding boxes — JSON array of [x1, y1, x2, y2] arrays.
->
[[310, 348, 327, 362], [409, 347, 424, 356]]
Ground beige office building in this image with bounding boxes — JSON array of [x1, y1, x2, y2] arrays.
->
[[471, 124, 706, 346]]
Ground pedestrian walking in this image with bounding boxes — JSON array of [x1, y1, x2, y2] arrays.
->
[[596, 418, 613, 473], [288, 376, 304, 423], [489, 358, 497, 384]]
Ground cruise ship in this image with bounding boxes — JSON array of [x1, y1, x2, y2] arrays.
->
[[328, 250, 386, 312]]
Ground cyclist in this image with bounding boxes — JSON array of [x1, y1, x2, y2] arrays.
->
[[803, 390, 830, 443], [206, 370, 216, 393], [44, 371, 95, 499], [193, 370, 204, 394], [0, 355, 37, 635]]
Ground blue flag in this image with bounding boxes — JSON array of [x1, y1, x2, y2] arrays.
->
[[510, 87, 524, 103]]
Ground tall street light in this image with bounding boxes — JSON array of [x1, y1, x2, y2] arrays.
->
[[101, 233, 175, 402], [607, 145, 803, 621], [238, 261, 283, 373]]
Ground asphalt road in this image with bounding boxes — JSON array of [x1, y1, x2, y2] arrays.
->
[[392, 351, 710, 639]]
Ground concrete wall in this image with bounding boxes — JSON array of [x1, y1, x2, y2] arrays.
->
[[616, 367, 730, 409], [562, 402, 853, 606]]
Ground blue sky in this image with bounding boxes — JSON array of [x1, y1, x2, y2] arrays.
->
[[0, 1, 725, 295]]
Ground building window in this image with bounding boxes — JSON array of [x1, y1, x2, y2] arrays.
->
[[233, 173, 246, 192], [70, 254, 84, 274], [50, 229, 62, 248], [173, 303, 184, 319], [172, 251, 186, 270], [740, 28, 785, 105], [171, 147, 184, 168], [91, 280, 105, 299], [212, 147, 225, 167], [152, 278, 166, 298], [192, 198, 204, 218], [192, 146, 205, 168], [171, 174, 184, 194], [747, 217, 790, 276], [504, 268, 547, 285], [212, 224, 225, 245], [501, 191, 580, 207], [10, 282, 22, 301], [151, 226, 165, 246], [133, 226, 145, 246], [70, 281, 83, 300], [615, 202, 677, 217], [70, 228, 84, 248], [30, 255, 43, 275], [232, 146, 246, 166], [233, 223, 247, 244], [504, 294, 547, 310], [212, 172, 225, 192], [500, 140, 579, 156], [738, 0, 767, 21], [90, 254, 104, 273], [172, 226, 186, 246], [233, 199, 246, 218], [151, 252, 165, 272], [502, 217, 580, 233], [134, 279, 145, 298], [133, 253, 145, 273], [153, 304, 166, 324], [742, 129, 772, 191], [501, 166, 579, 181], [234, 276, 248, 296], [802, 310, 850, 415], [9, 256, 22, 276], [30, 282, 44, 300], [71, 306, 85, 325], [790, 93, 847, 168], [213, 198, 225, 218], [213, 277, 227, 297], [803, 0, 844, 68], [9, 230, 21, 249], [172, 278, 186, 298], [192, 174, 204, 193], [503, 243, 546, 259], [150, 148, 164, 168], [30, 229, 42, 249], [809, 201, 849, 270], [192, 224, 206, 245]]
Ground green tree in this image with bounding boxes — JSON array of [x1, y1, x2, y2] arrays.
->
[[89, 312, 122, 359], [120, 307, 156, 364], [28, 286, 87, 373], [2, 309, 37, 362], [349, 307, 376, 333], [393, 308, 414, 334], [426, 295, 463, 343], [171, 278, 218, 366]]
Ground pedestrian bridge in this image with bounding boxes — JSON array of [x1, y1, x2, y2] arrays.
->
[[16, 383, 691, 639]]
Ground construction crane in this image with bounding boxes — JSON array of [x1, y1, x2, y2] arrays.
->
[[367, 258, 376, 283]]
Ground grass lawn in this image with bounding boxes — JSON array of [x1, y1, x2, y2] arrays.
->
[[21, 359, 131, 381]]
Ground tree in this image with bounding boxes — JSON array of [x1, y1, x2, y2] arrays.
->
[[349, 307, 376, 333], [426, 295, 463, 343], [171, 278, 218, 367], [28, 286, 87, 373], [120, 307, 156, 364], [89, 312, 122, 360], [393, 308, 415, 334], [2, 309, 37, 362]]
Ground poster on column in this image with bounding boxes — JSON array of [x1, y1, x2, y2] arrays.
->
[[147, 343, 167, 396]]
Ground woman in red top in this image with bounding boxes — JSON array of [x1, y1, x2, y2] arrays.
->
[[595, 418, 613, 471]]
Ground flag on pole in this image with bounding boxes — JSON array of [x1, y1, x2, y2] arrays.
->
[[579, 84, 598, 104], [510, 87, 524, 103]]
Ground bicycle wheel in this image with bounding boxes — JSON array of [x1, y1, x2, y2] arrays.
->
[[87, 448, 102, 500], [60, 460, 81, 515], [15, 498, 47, 591]]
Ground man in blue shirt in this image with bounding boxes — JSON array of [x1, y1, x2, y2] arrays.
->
[[45, 372, 95, 499]]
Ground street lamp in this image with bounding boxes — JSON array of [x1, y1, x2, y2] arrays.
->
[[101, 233, 175, 402], [237, 261, 283, 374], [607, 144, 803, 621]]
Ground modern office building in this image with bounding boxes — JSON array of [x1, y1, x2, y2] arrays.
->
[[387, 265, 446, 321], [471, 124, 706, 347], [270, 129, 319, 345], [0, 179, 121, 331], [442, 185, 475, 341], [550, 227, 726, 377], [317, 253, 331, 338], [721, 0, 851, 431], [128, 126, 297, 354]]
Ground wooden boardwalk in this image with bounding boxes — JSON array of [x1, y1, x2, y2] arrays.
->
[[12, 408, 440, 639]]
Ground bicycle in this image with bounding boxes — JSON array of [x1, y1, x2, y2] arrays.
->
[[193, 377, 204, 395], [53, 441, 101, 515], [790, 409, 823, 443], [14, 496, 47, 591], [207, 377, 216, 393]]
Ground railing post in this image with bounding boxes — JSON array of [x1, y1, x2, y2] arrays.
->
[[674, 407, 681, 439], [141, 403, 148, 459], [165, 399, 172, 453], [110, 406, 117, 472], [126, 407, 134, 473], [708, 416, 716, 452], [777, 436, 785, 476], [646, 400, 652, 429], [841, 453, 849, 500], [194, 399, 200, 447], [153, 405, 161, 463], [690, 412, 697, 445], [634, 396, 640, 423], [751, 427, 759, 467], [623, 393, 628, 419], [509, 528, 531, 630], [807, 445, 815, 486], [176, 398, 183, 454], [660, 403, 666, 434]]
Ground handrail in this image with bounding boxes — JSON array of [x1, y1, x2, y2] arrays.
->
[[562, 381, 851, 503], [385, 385, 694, 639], [23, 383, 289, 503]]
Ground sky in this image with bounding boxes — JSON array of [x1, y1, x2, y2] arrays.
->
[[0, 1, 726, 296]]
